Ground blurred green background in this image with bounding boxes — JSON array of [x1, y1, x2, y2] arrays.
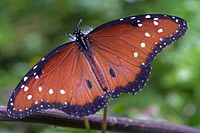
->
[[0, 0, 199, 132]]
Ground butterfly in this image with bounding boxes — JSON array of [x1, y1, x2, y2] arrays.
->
[[7, 14, 188, 118]]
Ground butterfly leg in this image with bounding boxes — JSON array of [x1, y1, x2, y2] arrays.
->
[[102, 105, 108, 133], [83, 117, 91, 133]]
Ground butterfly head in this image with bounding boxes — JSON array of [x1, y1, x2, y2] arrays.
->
[[73, 28, 91, 52]]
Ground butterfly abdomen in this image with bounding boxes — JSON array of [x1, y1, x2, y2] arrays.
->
[[84, 51, 109, 92]]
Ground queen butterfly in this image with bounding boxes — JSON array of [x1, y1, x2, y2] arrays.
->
[[7, 14, 188, 118]]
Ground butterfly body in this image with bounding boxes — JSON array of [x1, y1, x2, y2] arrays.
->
[[74, 28, 112, 92], [7, 14, 188, 118]]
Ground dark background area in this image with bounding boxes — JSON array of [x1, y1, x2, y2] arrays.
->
[[0, 0, 199, 132]]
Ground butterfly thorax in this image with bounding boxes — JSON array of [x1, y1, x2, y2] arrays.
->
[[74, 28, 92, 52]]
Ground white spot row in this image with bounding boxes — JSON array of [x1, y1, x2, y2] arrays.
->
[[37, 86, 65, 95]]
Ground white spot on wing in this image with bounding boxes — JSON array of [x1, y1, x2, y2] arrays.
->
[[35, 75, 39, 79], [27, 95, 32, 100], [49, 89, 54, 95], [153, 21, 159, 26], [158, 28, 163, 33], [134, 52, 138, 57], [120, 18, 123, 21], [33, 65, 37, 70], [24, 86, 29, 92], [138, 23, 142, 27], [141, 42, 146, 48], [145, 32, 151, 37], [130, 16, 136, 19], [145, 15, 151, 18], [24, 76, 28, 81], [21, 85, 25, 88], [60, 89, 65, 95], [38, 86, 42, 92]]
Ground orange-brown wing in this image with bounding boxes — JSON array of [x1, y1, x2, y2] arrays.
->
[[89, 14, 188, 98], [7, 42, 107, 118]]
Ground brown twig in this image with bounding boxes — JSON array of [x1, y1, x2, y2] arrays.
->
[[0, 105, 199, 133]]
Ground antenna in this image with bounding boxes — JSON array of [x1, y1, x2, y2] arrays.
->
[[77, 19, 83, 28], [64, 19, 84, 40]]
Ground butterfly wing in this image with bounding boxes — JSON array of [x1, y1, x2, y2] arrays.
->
[[7, 42, 108, 118], [89, 14, 188, 98]]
